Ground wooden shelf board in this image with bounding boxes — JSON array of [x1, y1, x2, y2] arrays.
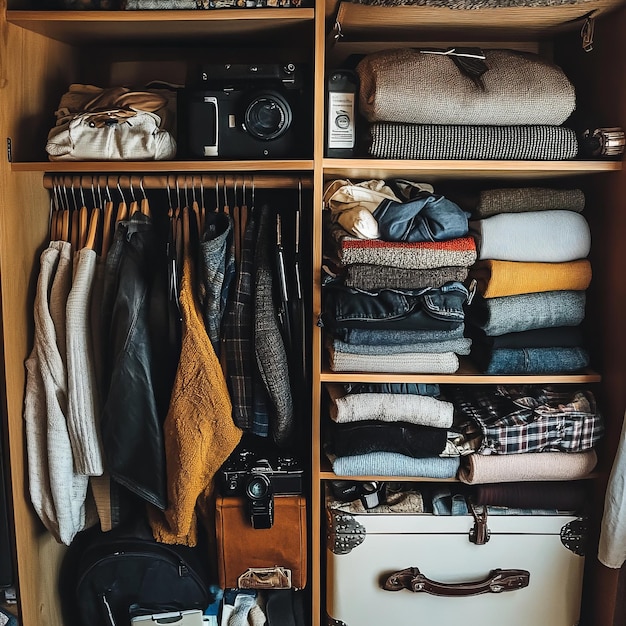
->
[[11, 159, 315, 172], [323, 158, 622, 181], [6, 8, 315, 43], [320, 366, 602, 385]]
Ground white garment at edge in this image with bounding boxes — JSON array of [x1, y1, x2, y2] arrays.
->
[[598, 409, 626, 568]]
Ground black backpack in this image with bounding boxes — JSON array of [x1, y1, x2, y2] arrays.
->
[[61, 521, 215, 626]]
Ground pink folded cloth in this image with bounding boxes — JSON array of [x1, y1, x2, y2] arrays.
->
[[458, 450, 597, 484]]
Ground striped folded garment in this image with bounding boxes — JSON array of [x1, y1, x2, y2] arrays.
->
[[336, 235, 477, 270], [326, 382, 454, 428], [327, 344, 460, 373], [469, 259, 592, 298], [458, 449, 597, 484], [366, 124, 578, 161]]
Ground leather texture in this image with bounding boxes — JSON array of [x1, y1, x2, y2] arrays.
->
[[216, 495, 307, 589]]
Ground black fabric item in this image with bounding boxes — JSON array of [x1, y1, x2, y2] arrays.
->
[[472, 481, 590, 512], [63, 521, 214, 626], [343, 382, 440, 396], [467, 325, 585, 350], [100, 213, 169, 511], [266, 590, 306, 626], [330, 421, 448, 457]]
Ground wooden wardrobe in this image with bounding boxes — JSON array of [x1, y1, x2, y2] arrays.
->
[[1, 0, 626, 624]]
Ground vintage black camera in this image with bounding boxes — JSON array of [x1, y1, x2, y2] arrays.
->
[[220, 449, 304, 528], [179, 62, 310, 160]]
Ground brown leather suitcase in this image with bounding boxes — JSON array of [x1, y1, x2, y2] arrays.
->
[[215, 495, 307, 590]]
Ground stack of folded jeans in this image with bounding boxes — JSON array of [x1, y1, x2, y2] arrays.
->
[[324, 382, 461, 478], [322, 178, 476, 374], [355, 48, 578, 160], [465, 187, 592, 375], [448, 384, 604, 484]]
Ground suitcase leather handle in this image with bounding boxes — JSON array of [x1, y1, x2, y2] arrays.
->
[[383, 567, 530, 597]]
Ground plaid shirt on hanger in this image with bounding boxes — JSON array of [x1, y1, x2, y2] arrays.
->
[[449, 385, 604, 455]]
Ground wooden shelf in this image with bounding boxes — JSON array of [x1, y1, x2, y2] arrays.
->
[[322, 158, 622, 181], [6, 8, 315, 43], [325, 0, 626, 40], [320, 364, 602, 385], [12, 159, 315, 172]]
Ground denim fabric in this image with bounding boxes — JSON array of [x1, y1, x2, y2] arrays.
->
[[322, 281, 468, 331], [100, 213, 168, 511], [467, 290, 586, 336], [430, 489, 559, 516], [198, 211, 235, 356], [329, 324, 466, 346], [343, 382, 440, 396], [372, 192, 469, 242], [475, 346, 590, 375]]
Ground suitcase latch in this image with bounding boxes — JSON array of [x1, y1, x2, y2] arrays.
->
[[468, 502, 490, 545]]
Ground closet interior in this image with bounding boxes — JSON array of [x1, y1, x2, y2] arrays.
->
[[1, 0, 626, 624]]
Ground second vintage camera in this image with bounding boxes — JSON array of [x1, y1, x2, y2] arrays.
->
[[220, 449, 304, 528], [179, 62, 310, 160]]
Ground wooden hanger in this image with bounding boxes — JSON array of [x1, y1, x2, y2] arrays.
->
[[85, 207, 101, 252], [70, 209, 80, 250], [139, 178, 151, 218], [101, 199, 114, 258], [60, 209, 70, 243], [78, 204, 89, 249]]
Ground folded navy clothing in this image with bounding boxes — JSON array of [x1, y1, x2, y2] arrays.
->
[[466, 325, 585, 350], [471, 346, 589, 375], [329, 420, 449, 458], [342, 382, 440, 396]]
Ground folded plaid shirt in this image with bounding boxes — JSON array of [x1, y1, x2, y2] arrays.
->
[[449, 385, 604, 454]]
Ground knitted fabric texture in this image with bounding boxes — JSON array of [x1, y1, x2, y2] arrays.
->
[[470, 259, 592, 298], [343, 263, 469, 291], [328, 336, 472, 355], [470, 210, 591, 262], [338, 235, 477, 269], [330, 451, 460, 478], [467, 290, 586, 335], [475, 187, 585, 218], [328, 345, 460, 373], [366, 124, 578, 160], [458, 449, 597, 484], [66, 247, 104, 476], [24, 243, 90, 545], [356, 49, 575, 125], [326, 382, 454, 427], [254, 206, 295, 446], [149, 254, 242, 546]]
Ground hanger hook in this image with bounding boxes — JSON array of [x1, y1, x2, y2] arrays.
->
[[129, 176, 136, 202], [117, 177, 125, 204], [139, 177, 147, 200]]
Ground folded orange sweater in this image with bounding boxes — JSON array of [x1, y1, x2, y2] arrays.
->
[[470, 259, 592, 298], [149, 253, 242, 546]]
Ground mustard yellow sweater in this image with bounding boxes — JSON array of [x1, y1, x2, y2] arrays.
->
[[150, 253, 242, 546]]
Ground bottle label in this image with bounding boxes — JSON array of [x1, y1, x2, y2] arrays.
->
[[328, 92, 355, 150]]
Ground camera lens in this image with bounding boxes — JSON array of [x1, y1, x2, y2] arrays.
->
[[244, 92, 292, 141], [245, 473, 272, 500]]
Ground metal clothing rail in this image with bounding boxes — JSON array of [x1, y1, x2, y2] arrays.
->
[[42, 173, 313, 191]]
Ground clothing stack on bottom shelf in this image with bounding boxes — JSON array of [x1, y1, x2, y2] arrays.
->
[[448, 384, 603, 484], [466, 187, 592, 375], [325, 383, 461, 478]]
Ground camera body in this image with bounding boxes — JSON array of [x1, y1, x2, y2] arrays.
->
[[179, 62, 310, 160], [220, 449, 304, 528]]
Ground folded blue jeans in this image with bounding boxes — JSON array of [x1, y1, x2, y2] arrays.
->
[[476, 346, 590, 375]]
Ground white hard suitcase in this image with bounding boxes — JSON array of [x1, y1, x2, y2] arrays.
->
[[326, 503, 585, 626]]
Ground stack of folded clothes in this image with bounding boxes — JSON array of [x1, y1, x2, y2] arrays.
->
[[465, 186, 591, 374], [447, 384, 603, 484], [325, 382, 461, 478], [355, 48, 578, 160], [321, 178, 476, 373]]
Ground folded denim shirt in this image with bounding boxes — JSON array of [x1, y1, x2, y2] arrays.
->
[[321, 281, 468, 331]]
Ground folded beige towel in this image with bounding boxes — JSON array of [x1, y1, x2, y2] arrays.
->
[[458, 450, 597, 484]]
